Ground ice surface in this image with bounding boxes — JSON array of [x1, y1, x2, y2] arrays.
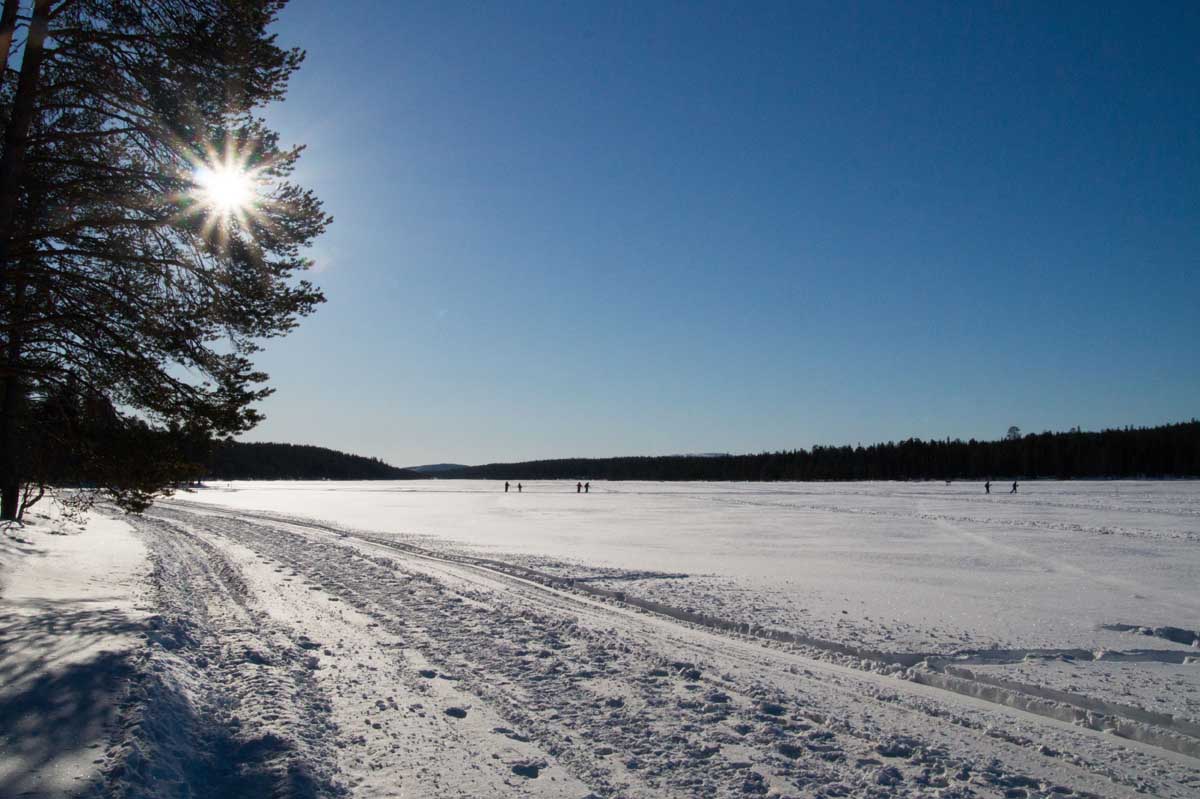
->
[[185, 480, 1200, 654]]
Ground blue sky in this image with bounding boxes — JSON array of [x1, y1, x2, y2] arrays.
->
[[249, 1, 1199, 466]]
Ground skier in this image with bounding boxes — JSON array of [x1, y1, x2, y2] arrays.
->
[[576, 482, 582, 493], [585, 482, 590, 493], [1010, 480, 1018, 494], [518, 483, 522, 493], [985, 480, 991, 494], [505, 481, 510, 493]]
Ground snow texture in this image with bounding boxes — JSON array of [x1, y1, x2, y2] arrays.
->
[[2, 479, 1198, 797]]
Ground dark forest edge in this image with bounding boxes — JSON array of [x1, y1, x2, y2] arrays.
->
[[206, 441, 424, 481], [438, 420, 1200, 482], [49, 419, 1200, 493], [11, 421, 1193, 523]]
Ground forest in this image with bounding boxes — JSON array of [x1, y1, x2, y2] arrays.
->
[[206, 442, 423, 481], [441, 420, 1200, 482]]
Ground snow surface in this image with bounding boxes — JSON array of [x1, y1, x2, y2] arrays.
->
[[2, 479, 1198, 797], [185, 480, 1200, 655], [0, 512, 148, 797]]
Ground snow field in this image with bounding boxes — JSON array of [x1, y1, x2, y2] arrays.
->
[[186, 480, 1200, 659], [130, 502, 1200, 796], [3, 480, 1199, 797], [0, 513, 148, 797]]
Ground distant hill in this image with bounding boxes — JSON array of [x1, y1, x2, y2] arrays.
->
[[207, 442, 425, 481], [436, 420, 1200, 482], [406, 463, 469, 474]]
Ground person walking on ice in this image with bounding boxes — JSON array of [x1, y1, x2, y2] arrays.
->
[[505, 481, 510, 493], [576, 482, 582, 493], [1011, 480, 1018, 494], [518, 483, 522, 493], [585, 482, 590, 493], [985, 480, 991, 494]]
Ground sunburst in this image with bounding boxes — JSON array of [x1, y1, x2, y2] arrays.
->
[[181, 139, 271, 248], [194, 164, 255, 217]]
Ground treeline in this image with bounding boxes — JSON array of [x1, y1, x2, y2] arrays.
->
[[206, 442, 424, 481], [14, 389, 420, 507], [443, 421, 1200, 482]]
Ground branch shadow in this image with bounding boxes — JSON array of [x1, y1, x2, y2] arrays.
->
[[1, 603, 336, 798], [0, 649, 134, 798], [83, 662, 334, 799], [0, 600, 148, 797], [0, 531, 48, 556], [0, 602, 147, 689]]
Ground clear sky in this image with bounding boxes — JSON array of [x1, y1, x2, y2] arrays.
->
[[248, 1, 1199, 467]]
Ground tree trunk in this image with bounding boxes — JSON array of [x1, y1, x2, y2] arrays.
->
[[0, 0, 19, 74], [0, 482, 17, 521], [0, 265, 25, 521], [0, 0, 50, 252], [0, 0, 50, 520], [0, 314, 24, 521]]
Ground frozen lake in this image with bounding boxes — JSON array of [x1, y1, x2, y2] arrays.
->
[[186, 479, 1200, 655], [49, 478, 1193, 796]]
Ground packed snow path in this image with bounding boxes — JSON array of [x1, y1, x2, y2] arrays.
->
[[87, 500, 1200, 798]]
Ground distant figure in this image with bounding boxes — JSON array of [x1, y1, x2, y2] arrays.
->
[[504, 481, 510, 493], [518, 483, 522, 493], [576, 482, 582, 493], [1011, 480, 1018, 494], [985, 480, 991, 494], [585, 482, 590, 493]]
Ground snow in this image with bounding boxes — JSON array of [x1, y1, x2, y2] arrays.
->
[[3, 479, 1199, 797], [184, 480, 1200, 654], [0, 512, 148, 797]]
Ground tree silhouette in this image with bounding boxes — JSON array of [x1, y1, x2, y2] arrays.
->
[[206, 442, 426, 481], [0, 0, 328, 518], [443, 420, 1200, 482]]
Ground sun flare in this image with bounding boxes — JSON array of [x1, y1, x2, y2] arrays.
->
[[194, 164, 255, 216], [179, 141, 278, 247]]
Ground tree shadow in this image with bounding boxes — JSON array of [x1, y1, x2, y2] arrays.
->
[[1, 604, 333, 799], [1, 598, 337, 798], [82, 665, 334, 799], [0, 600, 148, 796], [0, 602, 147, 689], [0, 529, 48, 556], [0, 648, 134, 797]]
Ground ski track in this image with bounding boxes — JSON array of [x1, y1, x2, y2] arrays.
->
[[85, 500, 1200, 799]]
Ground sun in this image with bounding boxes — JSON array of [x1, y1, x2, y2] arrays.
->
[[194, 164, 255, 217], [179, 140, 275, 247]]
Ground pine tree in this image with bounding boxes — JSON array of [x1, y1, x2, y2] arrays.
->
[[0, 0, 328, 519]]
